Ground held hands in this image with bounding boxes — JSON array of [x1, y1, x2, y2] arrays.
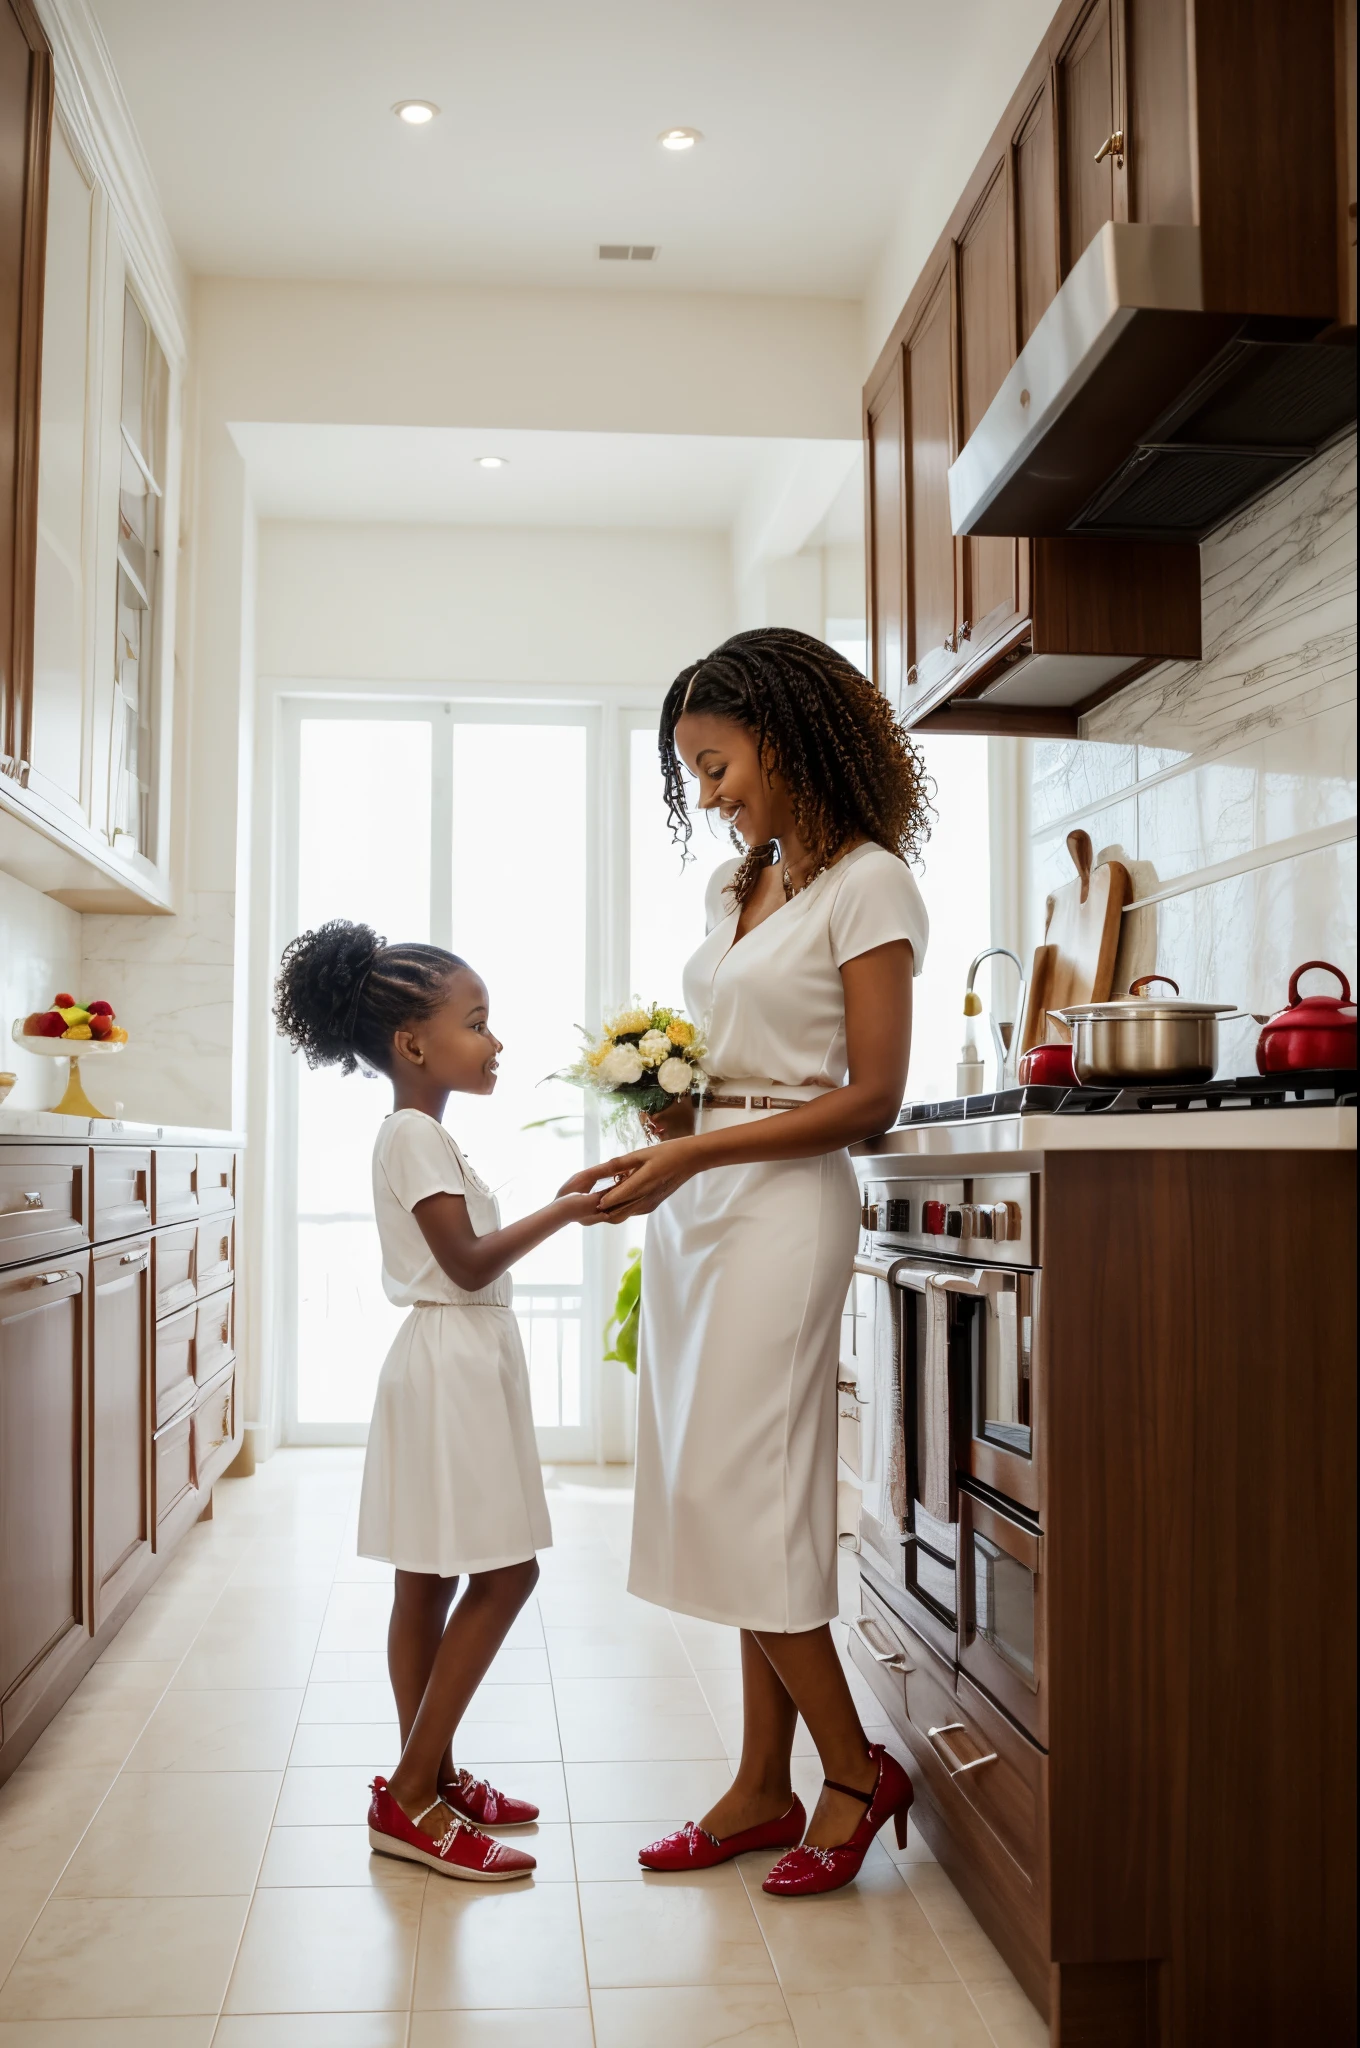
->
[[556, 1138, 699, 1222]]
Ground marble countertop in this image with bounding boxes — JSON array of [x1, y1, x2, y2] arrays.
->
[[0, 1109, 244, 1146]]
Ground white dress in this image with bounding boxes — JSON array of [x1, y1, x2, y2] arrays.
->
[[629, 842, 928, 1633], [357, 1110, 552, 1576]]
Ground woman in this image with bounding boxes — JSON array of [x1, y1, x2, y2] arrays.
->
[[561, 627, 931, 1895]]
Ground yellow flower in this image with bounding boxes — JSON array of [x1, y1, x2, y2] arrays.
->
[[608, 1007, 651, 1037], [585, 1044, 609, 1069], [666, 1018, 695, 1048]]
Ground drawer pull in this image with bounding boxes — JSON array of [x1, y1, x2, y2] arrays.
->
[[927, 1722, 999, 1777], [23, 1191, 43, 1208], [120, 1250, 148, 1268], [851, 1613, 912, 1672], [32, 1269, 73, 1287]]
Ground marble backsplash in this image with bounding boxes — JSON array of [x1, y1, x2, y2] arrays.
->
[[1029, 438, 1357, 1065], [79, 891, 236, 1128], [0, 871, 82, 1108]]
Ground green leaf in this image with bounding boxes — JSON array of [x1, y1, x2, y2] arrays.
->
[[602, 1247, 642, 1373]]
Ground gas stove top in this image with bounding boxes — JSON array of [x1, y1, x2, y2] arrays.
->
[[898, 1070, 1358, 1125]]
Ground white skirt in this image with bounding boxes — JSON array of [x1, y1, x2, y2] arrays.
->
[[629, 1146, 860, 1633], [358, 1304, 552, 1577]]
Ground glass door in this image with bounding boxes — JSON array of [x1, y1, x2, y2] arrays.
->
[[278, 700, 599, 1458]]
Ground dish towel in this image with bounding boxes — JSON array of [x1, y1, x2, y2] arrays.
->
[[861, 1277, 909, 1535]]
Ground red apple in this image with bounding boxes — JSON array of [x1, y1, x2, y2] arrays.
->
[[88, 1013, 114, 1040], [54, 993, 75, 1009], [33, 1011, 67, 1037], [87, 1000, 115, 1018]]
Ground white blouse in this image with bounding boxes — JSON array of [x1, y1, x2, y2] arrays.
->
[[371, 1110, 511, 1309], [684, 841, 929, 1090]]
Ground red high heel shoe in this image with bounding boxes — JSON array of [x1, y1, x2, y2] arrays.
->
[[441, 1767, 539, 1828], [368, 1776, 536, 1882], [639, 1797, 807, 1872], [761, 1744, 912, 1896]]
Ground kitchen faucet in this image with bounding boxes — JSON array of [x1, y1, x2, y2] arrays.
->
[[965, 947, 1027, 1090]]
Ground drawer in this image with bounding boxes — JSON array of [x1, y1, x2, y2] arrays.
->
[[153, 1301, 197, 1427], [153, 1223, 198, 1318], [192, 1365, 235, 1490], [154, 1148, 237, 1225], [958, 1488, 1047, 1746], [948, 1673, 1048, 1894], [194, 1285, 234, 1386], [91, 1148, 151, 1243], [195, 1217, 234, 1299], [153, 1150, 197, 1224], [847, 1576, 916, 1724], [153, 1408, 194, 1532], [0, 1148, 87, 1268]]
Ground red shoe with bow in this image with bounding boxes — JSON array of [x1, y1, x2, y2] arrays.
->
[[441, 1767, 539, 1829], [368, 1776, 536, 1881], [639, 1797, 806, 1872], [761, 1745, 912, 1897]]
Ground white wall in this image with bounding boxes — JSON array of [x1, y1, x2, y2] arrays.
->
[[1025, 441, 1357, 1075], [0, 873, 82, 1110], [257, 522, 734, 687]]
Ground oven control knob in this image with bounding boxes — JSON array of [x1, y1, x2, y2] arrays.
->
[[885, 1198, 911, 1232], [865, 1202, 880, 1232], [945, 1208, 963, 1238], [922, 1200, 946, 1234], [974, 1206, 994, 1240], [995, 1202, 1020, 1241]]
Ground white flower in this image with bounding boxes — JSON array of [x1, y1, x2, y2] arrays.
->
[[598, 1043, 646, 1088], [657, 1056, 695, 1095], [637, 1030, 672, 1067]]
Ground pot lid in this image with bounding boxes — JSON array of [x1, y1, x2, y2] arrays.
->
[[1053, 974, 1235, 1024]]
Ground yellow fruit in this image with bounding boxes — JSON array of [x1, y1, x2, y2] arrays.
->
[[62, 1024, 93, 1040], [110, 1026, 128, 1042], [58, 1005, 91, 1025]]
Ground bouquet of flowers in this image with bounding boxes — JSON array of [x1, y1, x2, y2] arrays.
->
[[559, 1002, 707, 1132]]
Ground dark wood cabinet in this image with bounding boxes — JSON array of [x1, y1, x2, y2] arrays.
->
[[0, 0, 50, 792], [0, 1252, 85, 1744], [0, 1137, 242, 1780], [865, 0, 1348, 733], [90, 1238, 150, 1625]]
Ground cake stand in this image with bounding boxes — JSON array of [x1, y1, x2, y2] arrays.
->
[[10, 1022, 126, 1118]]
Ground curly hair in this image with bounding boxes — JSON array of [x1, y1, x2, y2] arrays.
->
[[659, 627, 933, 905], [273, 920, 468, 1078]]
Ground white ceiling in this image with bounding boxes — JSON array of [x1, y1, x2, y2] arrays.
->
[[232, 422, 863, 549], [92, 0, 1031, 296]]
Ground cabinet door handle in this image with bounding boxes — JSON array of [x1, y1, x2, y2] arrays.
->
[[120, 1250, 148, 1268], [927, 1722, 998, 1777], [1093, 129, 1124, 166], [23, 1191, 43, 1208], [33, 1269, 74, 1287], [850, 1613, 912, 1672], [957, 620, 971, 643]]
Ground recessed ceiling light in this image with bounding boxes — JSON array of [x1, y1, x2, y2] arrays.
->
[[393, 100, 439, 125], [474, 455, 508, 470], [658, 127, 702, 151]]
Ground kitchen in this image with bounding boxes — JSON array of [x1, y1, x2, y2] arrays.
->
[[0, 1, 1355, 2043]]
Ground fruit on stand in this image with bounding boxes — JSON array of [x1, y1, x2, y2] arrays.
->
[[20, 994, 127, 1045], [54, 993, 75, 1009], [24, 1010, 67, 1037]]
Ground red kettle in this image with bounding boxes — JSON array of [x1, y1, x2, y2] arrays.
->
[[1255, 960, 1357, 1074]]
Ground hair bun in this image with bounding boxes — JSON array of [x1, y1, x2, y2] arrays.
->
[[273, 920, 386, 1072]]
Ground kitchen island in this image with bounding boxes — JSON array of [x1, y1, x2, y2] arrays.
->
[[845, 1079, 1356, 2046], [0, 1115, 244, 1783]]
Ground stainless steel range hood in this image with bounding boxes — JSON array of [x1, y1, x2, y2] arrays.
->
[[948, 223, 1356, 542]]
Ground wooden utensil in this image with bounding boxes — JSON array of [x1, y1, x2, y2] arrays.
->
[[1018, 831, 1130, 1052]]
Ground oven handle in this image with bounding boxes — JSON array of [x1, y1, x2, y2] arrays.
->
[[927, 1722, 999, 1777], [849, 1613, 913, 1673]]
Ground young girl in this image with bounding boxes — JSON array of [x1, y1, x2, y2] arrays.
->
[[273, 920, 602, 1880]]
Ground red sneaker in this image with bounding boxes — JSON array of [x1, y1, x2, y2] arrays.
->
[[761, 1745, 913, 1897], [639, 1798, 806, 1871], [441, 1767, 540, 1828], [368, 1776, 536, 1882]]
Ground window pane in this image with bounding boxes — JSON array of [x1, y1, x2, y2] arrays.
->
[[629, 723, 729, 1007], [448, 723, 590, 1429], [293, 717, 433, 1427]]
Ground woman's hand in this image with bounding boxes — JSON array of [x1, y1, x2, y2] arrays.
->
[[556, 1139, 701, 1221], [641, 1097, 697, 1143]]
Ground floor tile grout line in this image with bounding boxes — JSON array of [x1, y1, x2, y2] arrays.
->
[[541, 1590, 599, 2048]]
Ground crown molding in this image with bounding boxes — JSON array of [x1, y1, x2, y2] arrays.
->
[[31, 0, 189, 367]]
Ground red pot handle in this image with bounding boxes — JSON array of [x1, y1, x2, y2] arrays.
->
[[1287, 960, 1352, 1007]]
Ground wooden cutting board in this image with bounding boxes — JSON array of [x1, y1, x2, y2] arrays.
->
[[1019, 830, 1131, 1052]]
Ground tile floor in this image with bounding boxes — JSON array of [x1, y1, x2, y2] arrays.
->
[[0, 1452, 1047, 2047]]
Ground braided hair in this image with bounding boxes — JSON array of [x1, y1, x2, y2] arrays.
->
[[659, 627, 932, 906], [273, 920, 468, 1078]]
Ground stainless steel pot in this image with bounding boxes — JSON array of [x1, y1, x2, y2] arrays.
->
[[1052, 975, 1238, 1084]]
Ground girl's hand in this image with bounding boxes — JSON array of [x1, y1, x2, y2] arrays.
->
[[554, 1189, 609, 1227], [558, 1141, 699, 1221]]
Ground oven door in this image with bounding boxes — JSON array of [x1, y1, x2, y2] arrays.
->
[[959, 1270, 1041, 1515], [959, 1487, 1047, 1746], [890, 1264, 970, 1658]]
